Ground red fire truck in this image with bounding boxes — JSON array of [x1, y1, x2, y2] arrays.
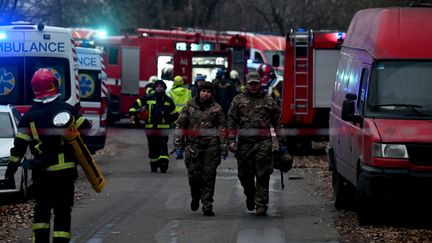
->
[[98, 28, 247, 122], [277, 29, 345, 152]]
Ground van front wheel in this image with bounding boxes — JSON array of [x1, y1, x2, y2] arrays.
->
[[332, 170, 354, 209], [356, 173, 377, 225]]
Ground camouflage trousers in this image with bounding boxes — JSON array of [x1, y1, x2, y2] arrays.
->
[[236, 138, 273, 209], [185, 143, 221, 212]]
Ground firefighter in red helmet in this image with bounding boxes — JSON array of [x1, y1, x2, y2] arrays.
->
[[257, 63, 277, 91], [3, 68, 91, 243]]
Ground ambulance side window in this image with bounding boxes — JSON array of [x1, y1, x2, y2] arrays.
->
[[358, 68, 369, 115], [109, 47, 118, 65]]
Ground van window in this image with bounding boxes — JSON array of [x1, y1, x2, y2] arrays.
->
[[0, 57, 71, 105], [109, 47, 119, 65], [78, 70, 101, 102], [367, 61, 432, 118], [358, 68, 369, 114]]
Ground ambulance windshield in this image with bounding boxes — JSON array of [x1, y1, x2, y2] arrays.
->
[[0, 112, 13, 138], [0, 57, 71, 105], [78, 70, 101, 102], [367, 60, 432, 118]]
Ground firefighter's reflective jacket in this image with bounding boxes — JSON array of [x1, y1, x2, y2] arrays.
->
[[167, 86, 192, 114], [129, 92, 176, 129], [8, 98, 91, 175]]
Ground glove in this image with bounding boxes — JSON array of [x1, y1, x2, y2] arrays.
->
[[278, 145, 288, 154], [228, 142, 237, 153], [175, 149, 184, 160], [130, 115, 137, 125], [221, 150, 228, 160]]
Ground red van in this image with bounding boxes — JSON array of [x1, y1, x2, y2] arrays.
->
[[327, 7, 432, 224]]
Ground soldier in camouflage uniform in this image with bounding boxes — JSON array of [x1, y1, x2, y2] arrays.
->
[[227, 72, 287, 216], [174, 82, 228, 216]]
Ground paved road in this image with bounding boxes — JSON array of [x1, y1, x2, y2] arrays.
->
[[16, 126, 340, 243]]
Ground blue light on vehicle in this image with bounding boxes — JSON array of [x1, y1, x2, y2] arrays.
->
[[337, 32, 344, 42], [97, 30, 107, 39], [297, 28, 305, 32], [0, 32, 7, 40], [203, 44, 211, 51]]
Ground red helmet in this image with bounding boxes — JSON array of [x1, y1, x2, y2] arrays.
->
[[31, 68, 60, 98], [257, 64, 276, 84]]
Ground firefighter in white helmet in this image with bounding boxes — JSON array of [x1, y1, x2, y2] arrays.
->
[[145, 75, 158, 95]]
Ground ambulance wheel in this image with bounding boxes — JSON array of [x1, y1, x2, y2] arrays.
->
[[17, 169, 29, 202]]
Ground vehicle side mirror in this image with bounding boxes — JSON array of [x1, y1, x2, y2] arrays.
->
[[272, 54, 280, 68], [341, 93, 361, 123]]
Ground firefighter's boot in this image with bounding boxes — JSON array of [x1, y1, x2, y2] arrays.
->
[[256, 206, 267, 216], [159, 158, 169, 173], [32, 227, 50, 243], [150, 160, 159, 172]]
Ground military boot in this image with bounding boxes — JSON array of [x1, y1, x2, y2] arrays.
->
[[191, 199, 199, 211], [256, 207, 267, 216]]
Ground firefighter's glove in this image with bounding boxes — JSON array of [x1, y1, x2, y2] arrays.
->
[[175, 149, 184, 160], [221, 150, 228, 160], [130, 115, 137, 125], [228, 142, 237, 153], [278, 145, 288, 154]]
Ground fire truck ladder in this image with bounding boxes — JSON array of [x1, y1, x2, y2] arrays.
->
[[290, 29, 312, 115]]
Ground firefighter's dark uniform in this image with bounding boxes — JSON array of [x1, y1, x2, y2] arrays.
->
[[6, 98, 91, 243], [129, 89, 176, 172]]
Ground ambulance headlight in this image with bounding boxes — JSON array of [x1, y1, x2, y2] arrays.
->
[[372, 143, 408, 159], [0, 32, 7, 40]]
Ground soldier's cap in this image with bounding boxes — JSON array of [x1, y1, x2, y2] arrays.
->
[[246, 72, 261, 84], [154, 79, 167, 89], [199, 81, 214, 93]]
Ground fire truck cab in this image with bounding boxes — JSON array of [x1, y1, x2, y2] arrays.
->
[[278, 29, 345, 153], [172, 34, 247, 85], [76, 47, 107, 153], [0, 22, 79, 113], [99, 28, 247, 122]]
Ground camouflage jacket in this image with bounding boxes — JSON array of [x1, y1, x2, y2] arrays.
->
[[174, 97, 227, 149], [227, 89, 286, 145]]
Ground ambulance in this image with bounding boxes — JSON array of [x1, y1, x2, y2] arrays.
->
[[0, 22, 79, 113], [76, 47, 107, 153]]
